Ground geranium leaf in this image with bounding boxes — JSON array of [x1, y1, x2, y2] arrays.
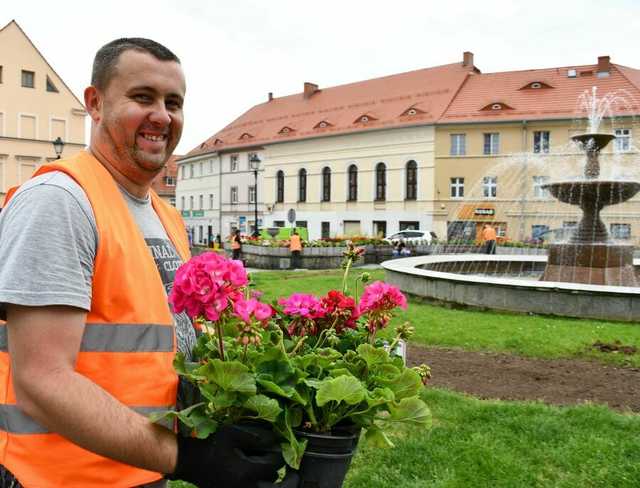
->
[[389, 397, 432, 426], [257, 379, 308, 406], [316, 375, 366, 407], [209, 390, 237, 411], [381, 369, 423, 400], [243, 395, 282, 422], [356, 344, 389, 368], [364, 425, 395, 448], [282, 437, 307, 470], [202, 359, 256, 395]]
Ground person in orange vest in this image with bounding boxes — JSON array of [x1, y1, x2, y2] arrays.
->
[[230, 228, 243, 260], [0, 38, 293, 488], [481, 223, 498, 255], [289, 229, 303, 269]]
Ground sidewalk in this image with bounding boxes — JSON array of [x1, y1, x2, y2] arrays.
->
[[245, 263, 382, 273]]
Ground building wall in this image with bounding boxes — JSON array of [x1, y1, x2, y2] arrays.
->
[[0, 21, 86, 202], [261, 125, 437, 240], [435, 119, 640, 242]]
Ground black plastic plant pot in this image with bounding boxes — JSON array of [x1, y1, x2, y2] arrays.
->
[[294, 428, 360, 488]]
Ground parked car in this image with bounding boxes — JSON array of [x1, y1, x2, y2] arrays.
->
[[384, 230, 434, 245]]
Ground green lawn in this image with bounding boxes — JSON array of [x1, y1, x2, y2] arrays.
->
[[251, 269, 640, 367], [344, 388, 640, 487]]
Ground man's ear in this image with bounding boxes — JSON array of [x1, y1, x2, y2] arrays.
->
[[84, 86, 102, 123]]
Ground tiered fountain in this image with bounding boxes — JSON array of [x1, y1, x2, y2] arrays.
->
[[540, 132, 640, 286]]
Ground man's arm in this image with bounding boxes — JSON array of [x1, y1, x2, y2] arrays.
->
[[7, 304, 177, 474]]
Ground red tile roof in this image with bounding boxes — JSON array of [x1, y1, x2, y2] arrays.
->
[[439, 63, 640, 124], [187, 61, 477, 156], [151, 155, 180, 196]]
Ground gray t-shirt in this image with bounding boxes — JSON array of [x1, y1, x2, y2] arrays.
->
[[0, 171, 196, 358]]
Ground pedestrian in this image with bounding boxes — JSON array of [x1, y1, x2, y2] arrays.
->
[[214, 233, 222, 250], [481, 223, 497, 255], [0, 38, 294, 488], [231, 228, 243, 260], [289, 229, 302, 269]]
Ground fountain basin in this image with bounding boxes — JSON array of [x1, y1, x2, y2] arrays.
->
[[382, 255, 640, 322], [544, 180, 640, 206]]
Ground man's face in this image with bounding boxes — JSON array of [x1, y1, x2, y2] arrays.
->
[[90, 49, 185, 179]]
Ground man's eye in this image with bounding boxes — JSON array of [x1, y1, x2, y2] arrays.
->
[[134, 94, 152, 103], [167, 100, 183, 110]]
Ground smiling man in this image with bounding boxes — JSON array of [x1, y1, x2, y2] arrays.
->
[[0, 38, 292, 488]]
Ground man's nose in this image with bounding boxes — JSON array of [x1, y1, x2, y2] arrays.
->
[[148, 102, 172, 126]]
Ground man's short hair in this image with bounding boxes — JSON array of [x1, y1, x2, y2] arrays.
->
[[91, 37, 180, 90]]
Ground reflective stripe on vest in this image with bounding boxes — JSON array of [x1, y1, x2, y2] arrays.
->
[[0, 405, 174, 434], [0, 324, 173, 352]]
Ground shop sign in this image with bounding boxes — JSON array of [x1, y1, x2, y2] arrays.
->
[[192, 210, 204, 217], [181, 210, 191, 217], [474, 208, 495, 216]]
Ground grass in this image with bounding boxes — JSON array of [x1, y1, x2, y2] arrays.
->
[[251, 269, 640, 367], [344, 388, 640, 487]]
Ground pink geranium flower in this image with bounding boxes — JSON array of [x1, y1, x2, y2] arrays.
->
[[358, 281, 407, 333], [170, 252, 248, 322], [278, 293, 326, 320], [233, 297, 274, 325]]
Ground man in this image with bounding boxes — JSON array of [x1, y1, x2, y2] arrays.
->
[[0, 38, 292, 488], [289, 229, 302, 269], [481, 223, 497, 255]]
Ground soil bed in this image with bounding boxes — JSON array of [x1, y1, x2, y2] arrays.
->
[[408, 345, 640, 413]]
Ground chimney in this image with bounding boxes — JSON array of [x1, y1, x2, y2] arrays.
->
[[303, 82, 319, 99], [597, 55, 611, 74], [268, 92, 273, 102], [463, 51, 474, 67]]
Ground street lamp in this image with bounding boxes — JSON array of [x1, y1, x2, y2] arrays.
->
[[52, 137, 65, 159], [249, 153, 261, 237]]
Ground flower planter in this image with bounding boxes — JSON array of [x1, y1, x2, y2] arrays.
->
[[295, 428, 360, 488]]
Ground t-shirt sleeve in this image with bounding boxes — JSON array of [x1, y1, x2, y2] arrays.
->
[[0, 181, 97, 318]]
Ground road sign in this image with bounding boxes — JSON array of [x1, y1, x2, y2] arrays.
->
[[287, 208, 296, 224]]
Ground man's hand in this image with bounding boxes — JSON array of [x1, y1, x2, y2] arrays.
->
[[170, 423, 297, 488]]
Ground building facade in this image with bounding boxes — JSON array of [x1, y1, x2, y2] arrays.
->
[[0, 20, 86, 204], [180, 53, 640, 243], [150, 154, 179, 206]]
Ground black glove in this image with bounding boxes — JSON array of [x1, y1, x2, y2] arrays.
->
[[168, 423, 297, 488]]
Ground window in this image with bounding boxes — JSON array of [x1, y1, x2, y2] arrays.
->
[[610, 223, 631, 240], [189, 164, 194, 178], [198, 226, 204, 244], [321, 222, 331, 239], [276, 170, 284, 203], [230, 186, 238, 204], [483, 133, 500, 155], [615, 128, 631, 152], [298, 168, 307, 202], [533, 131, 550, 153], [533, 176, 550, 198], [347, 165, 358, 201], [209, 194, 214, 209], [273, 220, 285, 227], [21, 70, 34, 88], [450, 134, 466, 156], [322, 167, 331, 202], [180, 196, 185, 210], [164, 176, 176, 186], [230, 155, 239, 172], [249, 185, 256, 204], [375, 163, 386, 201], [450, 177, 464, 198], [483, 176, 497, 198], [531, 224, 550, 241], [373, 221, 387, 238], [46, 75, 58, 93], [209, 159, 215, 173], [399, 221, 420, 231], [169, 197, 176, 207], [180, 166, 186, 179], [189, 196, 194, 210], [296, 221, 308, 229], [199, 194, 203, 210], [406, 160, 417, 200], [198, 162, 204, 176]]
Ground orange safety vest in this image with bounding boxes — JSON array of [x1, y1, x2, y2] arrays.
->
[[231, 234, 241, 250], [482, 226, 497, 241], [0, 151, 190, 488], [289, 234, 302, 252]]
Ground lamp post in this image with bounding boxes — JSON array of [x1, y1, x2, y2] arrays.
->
[[52, 137, 65, 159], [249, 154, 261, 237]]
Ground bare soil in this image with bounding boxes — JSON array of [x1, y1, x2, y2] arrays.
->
[[407, 345, 640, 413]]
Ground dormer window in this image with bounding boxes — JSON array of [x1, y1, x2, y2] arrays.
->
[[401, 106, 425, 117], [480, 102, 514, 111], [519, 81, 553, 90], [213, 138, 223, 145], [354, 114, 376, 124], [278, 126, 294, 135], [314, 120, 333, 129], [239, 132, 253, 140]]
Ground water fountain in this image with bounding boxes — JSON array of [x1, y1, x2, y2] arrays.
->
[[381, 87, 640, 321], [540, 132, 640, 285]]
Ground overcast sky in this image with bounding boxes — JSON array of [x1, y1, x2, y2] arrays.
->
[[3, 0, 639, 154]]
